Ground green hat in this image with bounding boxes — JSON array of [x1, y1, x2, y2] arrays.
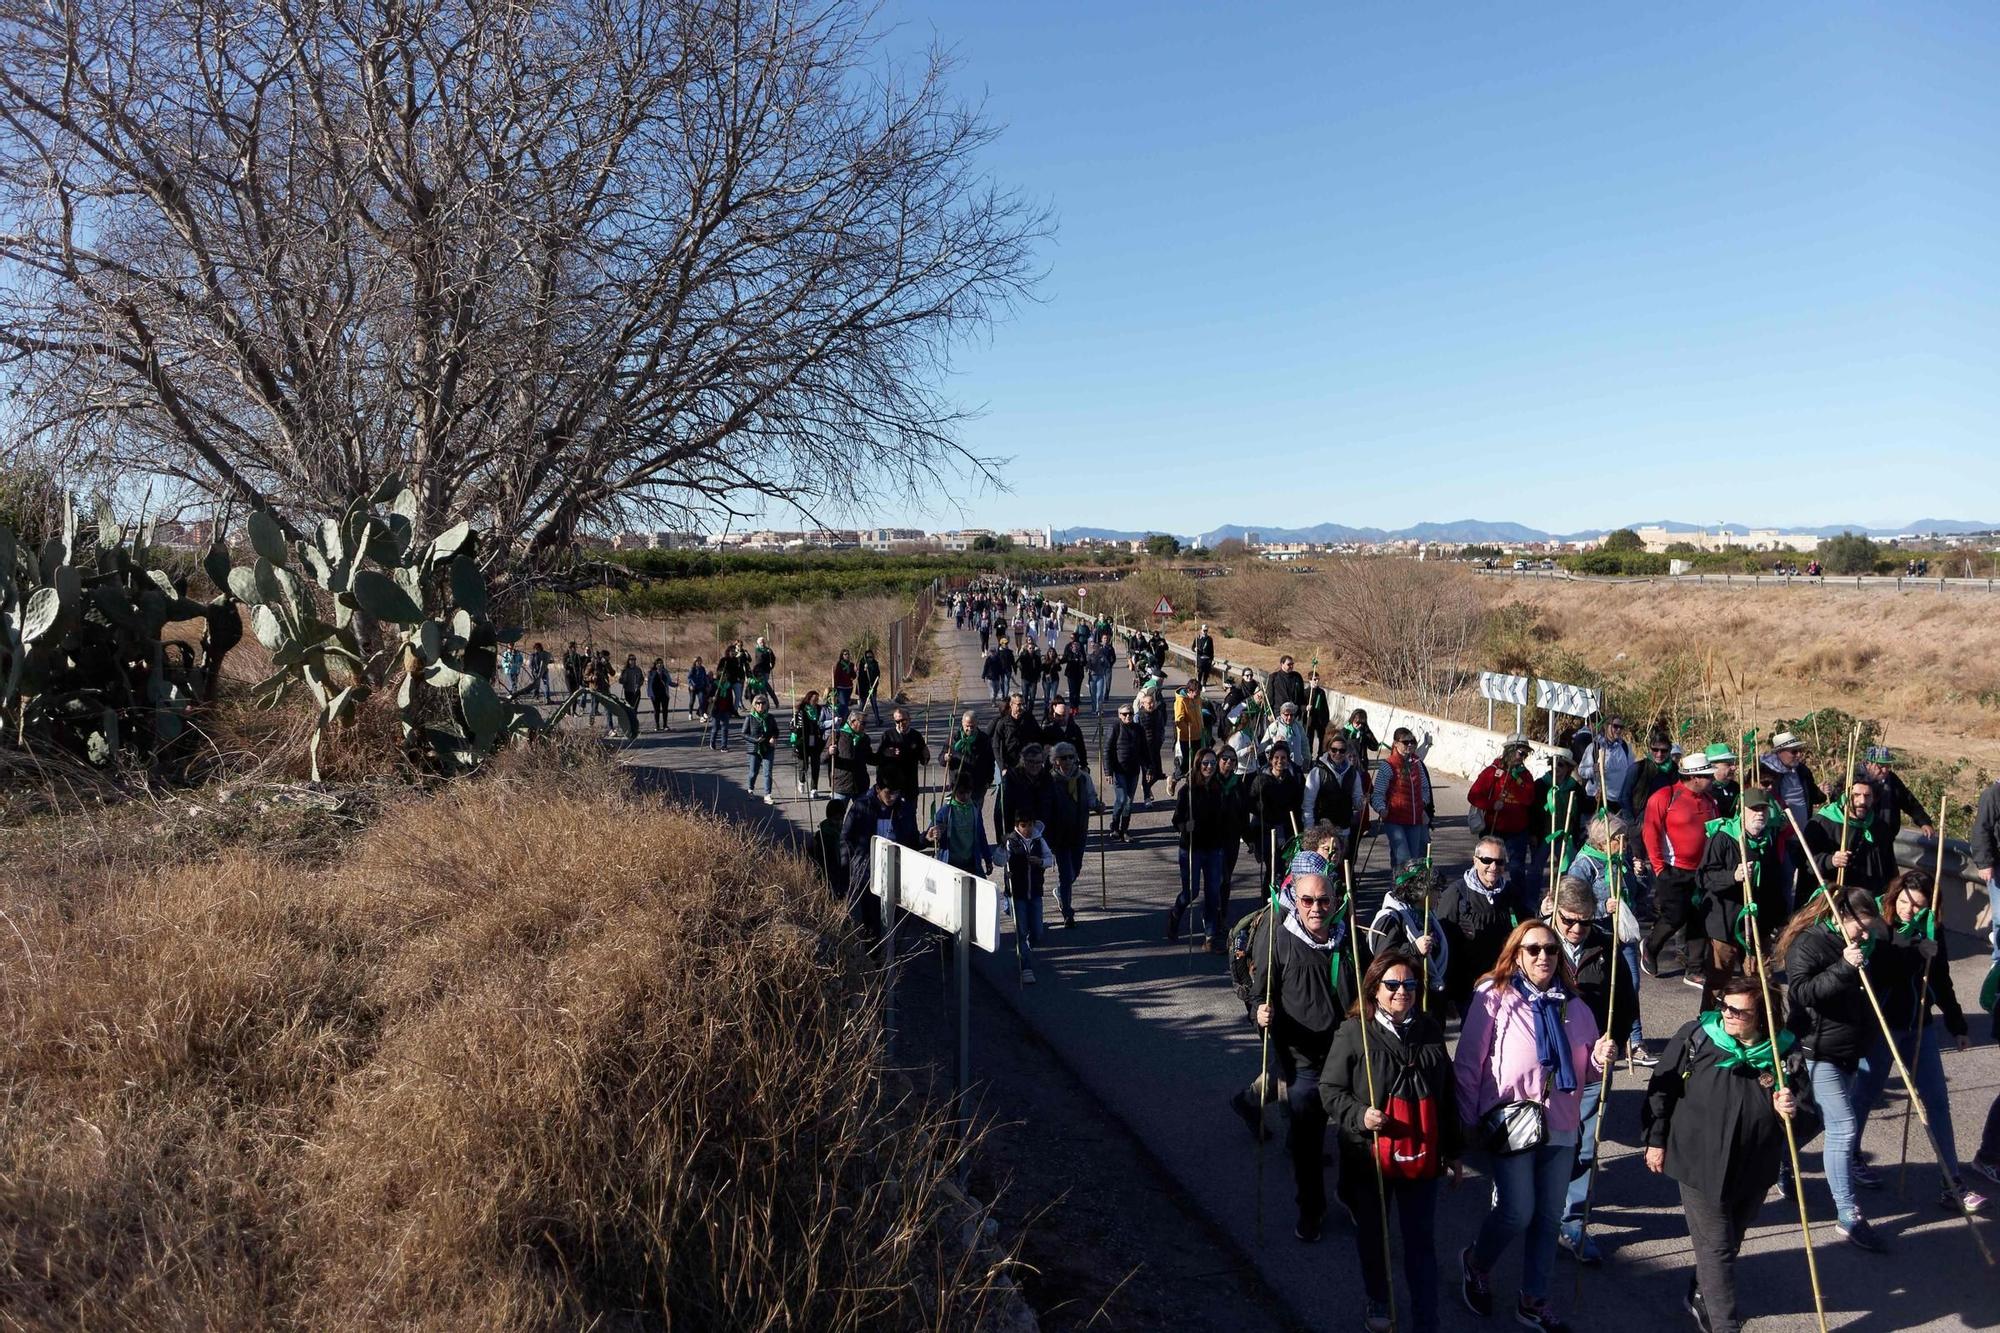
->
[[1703, 743, 1737, 764], [1741, 787, 1772, 811]]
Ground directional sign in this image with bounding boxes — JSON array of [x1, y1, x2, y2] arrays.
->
[[1535, 678, 1602, 719], [1154, 596, 1175, 617], [1478, 671, 1530, 705]]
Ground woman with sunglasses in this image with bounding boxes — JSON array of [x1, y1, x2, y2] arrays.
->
[[1454, 920, 1616, 1333], [1644, 975, 1815, 1333], [1323, 948, 1464, 1333], [1853, 870, 1987, 1214], [1562, 814, 1650, 1064], [1169, 747, 1230, 951]]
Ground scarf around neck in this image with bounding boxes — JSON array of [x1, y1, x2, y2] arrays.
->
[[1285, 909, 1348, 990], [1699, 1009, 1794, 1074], [1814, 801, 1875, 842], [1511, 974, 1577, 1094]]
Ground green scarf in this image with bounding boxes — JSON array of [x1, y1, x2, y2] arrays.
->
[[1814, 801, 1874, 843], [1826, 921, 1876, 961], [1890, 907, 1936, 942], [1544, 778, 1581, 844], [1699, 1010, 1794, 1074]]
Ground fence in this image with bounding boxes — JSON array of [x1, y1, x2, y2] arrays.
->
[[886, 578, 942, 697]]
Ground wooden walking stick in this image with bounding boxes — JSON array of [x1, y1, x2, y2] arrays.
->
[[1780, 802, 1995, 1265], [1097, 799, 1108, 909], [1572, 849, 1623, 1306], [1256, 826, 1280, 1245], [1344, 859, 1398, 1333], [1898, 785, 1948, 1198]]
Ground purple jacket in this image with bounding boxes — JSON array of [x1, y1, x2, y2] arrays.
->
[[1453, 977, 1604, 1136]]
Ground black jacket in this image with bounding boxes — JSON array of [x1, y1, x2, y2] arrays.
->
[[1436, 873, 1516, 1002], [1192, 633, 1215, 663], [1785, 925, 1906, 1069], [991, 712, 1040, 772], [1805, 811, 1895, 895], [790, 704, 824, 756], [840, 792, 919, 901], [1252, 921, 1359, 1064], [828, 725, 874, 798], [1695, 827, 1789, 950], [1972, 781, 2000, 874], [1320, 1010, 1465, 1165], [1107, 719, 1148, 779], [1173, 780, 1232, 852], [997, 765, 1052, 832], [1045, 770, 1100, 851], [1062, 642, 1087, 683], [1564, 923, 1637, 1049], [1879, 927, 1968, 1038], [874, 724, 930, 792], [1867, 769, 1932, 841], [1644, 1017, 1819, 1201], [944, 728, 996, 794], [1266, 669, 1306, 717], [1041, 714, 1089, 771], [1243, 769, 1305, 859], [1137, 701, 1168, 765]]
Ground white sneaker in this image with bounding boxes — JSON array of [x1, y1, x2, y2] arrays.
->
[[1021, 967, 1037, 984]]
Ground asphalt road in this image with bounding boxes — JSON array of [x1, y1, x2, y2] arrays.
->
[[623, 618, 2000, 1333]]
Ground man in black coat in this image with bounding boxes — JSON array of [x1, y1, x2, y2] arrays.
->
[[1806, 779, 1896, 894], [1061, 637, 1088, 710], [1105, 702, 1148, 840], [1437, 836, 1517, 1012], [944, 710, 996, 808], [1265, 654, 1306, 717], [996, 743, 1053, 843], [1192, 624, 1216, 688], [840, 778, 919, 938], [874, 706, 931, 808], [1861, 746, 1934, 841], [1040, 696, 1089, 771]]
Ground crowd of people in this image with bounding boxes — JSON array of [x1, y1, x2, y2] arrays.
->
[[670, 578, 2000, 1333]]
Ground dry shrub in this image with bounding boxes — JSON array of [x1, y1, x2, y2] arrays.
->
[[1218, 565, 1297, 644], [0, 748, 1006, 1331], [1304, 560, 1484, 711]]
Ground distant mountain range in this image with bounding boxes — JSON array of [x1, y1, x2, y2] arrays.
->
[[1044, 518, 2000, 548]]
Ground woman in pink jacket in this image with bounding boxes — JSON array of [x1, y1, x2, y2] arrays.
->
[[1453, 920, 1617, 1333]]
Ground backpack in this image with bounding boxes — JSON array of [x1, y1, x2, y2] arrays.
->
[[1375, 1053, 1444, 1183], [1229, 901, 1285, 1008]]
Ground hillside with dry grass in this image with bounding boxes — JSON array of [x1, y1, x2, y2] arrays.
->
[[0, 749, 1014, 1331]]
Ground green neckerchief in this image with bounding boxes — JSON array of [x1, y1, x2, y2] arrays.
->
[[1704, 814, 1772, 859], [1220, 772, 1242, 795], [838, 721, 864, 741], [1699, 1009, 1795, 1074], [1889, 906, 1936, 942], [1814, 801, 1875, 843], [951, 731, 976, 756], [1827, 921, 1876, 961], [1543, 778, 1581, 843]]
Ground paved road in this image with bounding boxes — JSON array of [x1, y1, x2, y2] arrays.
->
[[625, 620, 1999, 1332]]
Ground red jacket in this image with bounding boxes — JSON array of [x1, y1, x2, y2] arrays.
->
[[1468, 762, 1537, 836], [1643, 781, 1717, 873]]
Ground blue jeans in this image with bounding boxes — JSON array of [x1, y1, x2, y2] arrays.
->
[[1110, 772, 1136, 833], [747, 750, 772, 794], [1562, 1078, 1604, 1226], [1090, 672, 1111, 714], [1054, 844, 1084, 914], [1502, 832, 1533, 905], [834, 686, 851, 715], [1174, 846, 1226, 941], [1041, 675, 1058, 707], [1385, 822, 1431, 868], [1014, 894, 1045, 966], [1619, 938, 1645, 1043], [708, 716, 733, 750], [1854, 1027, 1961, 1181], [1808, 1059, 1862, 1225], [1472, 1136, 1573, 1303]]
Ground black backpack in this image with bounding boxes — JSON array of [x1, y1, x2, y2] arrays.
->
[[1229, 901, 1286, 1010]]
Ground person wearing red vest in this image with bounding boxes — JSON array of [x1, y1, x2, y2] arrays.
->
[[1370, 727, 1434, 869], [1640, 752, 1720, 979], [1469, 739, 1540, 909]]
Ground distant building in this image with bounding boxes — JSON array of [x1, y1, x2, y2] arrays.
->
[[1005, 526, 1052, 550], [940, 528, 995, 552], [860, 527, 927, 552], [1632, 526, 1820, 554], [151, 519, 217, 550], [652, 530, 703, 549]]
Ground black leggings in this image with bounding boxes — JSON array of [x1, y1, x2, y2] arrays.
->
[[796, 748, 822, 790], [650, 696, 668, 729]]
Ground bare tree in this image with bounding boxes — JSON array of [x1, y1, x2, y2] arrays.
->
[[0, 0, 1044, 562], [1304, 558, 1484, 713]]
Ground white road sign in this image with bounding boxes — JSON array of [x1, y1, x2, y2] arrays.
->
[[872, 838, 999, 952], [1535, 678, 1602, 718], [1478, 671, 1530, 705]]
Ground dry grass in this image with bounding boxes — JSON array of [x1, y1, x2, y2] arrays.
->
[[1480, 579, 2000, 772], [0, 747, 1013, 1331]]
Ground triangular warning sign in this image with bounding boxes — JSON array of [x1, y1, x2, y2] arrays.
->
[[1154, 596, 1174, 616]]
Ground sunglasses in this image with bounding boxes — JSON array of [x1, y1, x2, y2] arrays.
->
[[1475, 855, 1503, 866], [1556, 912, 1591, 930], [1328, 747, 1347, 755], [1518, 942, 1558, 958], [1719, 1003, 1758, 1020], [1379, 978, 1422, 994], [1296, 895, 1334, 909]]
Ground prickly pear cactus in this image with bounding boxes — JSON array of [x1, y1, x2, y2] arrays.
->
[[232, 479, 633, 779]]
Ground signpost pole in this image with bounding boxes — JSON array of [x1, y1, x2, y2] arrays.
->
[[882, 839, 901, 1060], [958, 872, 974, 1095]]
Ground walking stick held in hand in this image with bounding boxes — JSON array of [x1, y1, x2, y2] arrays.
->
[[1780, 802, 1995, 1265], [1256, 826, 1280, 1245], [1344, 859, 1398, 1333], [1901, 785, 1949, 1197], [1572, 848, 1623, 1306]]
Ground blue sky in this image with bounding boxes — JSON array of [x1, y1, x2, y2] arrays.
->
[[863, 2, 1999, 536]]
